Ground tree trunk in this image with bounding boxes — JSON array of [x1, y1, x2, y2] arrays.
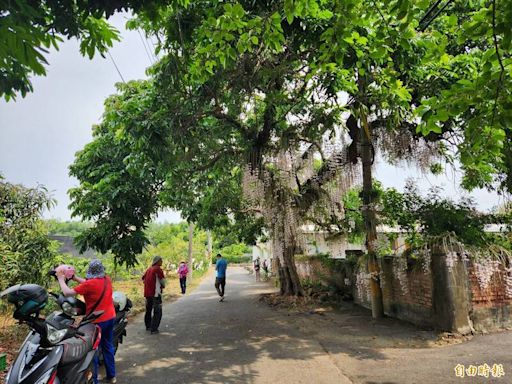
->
[[207, 230, 213, 261], [278, 245, 305, 296], [188, 222, 194, 283], [360, 118, 384, 319]]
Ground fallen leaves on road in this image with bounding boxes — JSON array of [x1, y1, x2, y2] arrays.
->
[[259, 293, 333, 316], [435, 332, 473, 346]]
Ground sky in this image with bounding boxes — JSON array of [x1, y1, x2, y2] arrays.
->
[[0, 14, 505, 223], [0, 14, 181, 223], [374, 159, 506, 212]]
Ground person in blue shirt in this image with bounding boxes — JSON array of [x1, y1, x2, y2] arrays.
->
[[215, 253, 228, 302]]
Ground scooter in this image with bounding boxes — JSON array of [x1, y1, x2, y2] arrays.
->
[[50, 265, 132, 355], [0, 284, 103, 384], [111, 291, 132, 352]]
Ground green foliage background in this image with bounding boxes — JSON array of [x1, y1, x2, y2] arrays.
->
[[45, 220, 251, 277], [0, 178, 57, 292]]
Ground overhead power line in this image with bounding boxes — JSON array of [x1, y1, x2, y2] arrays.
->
[[146, 35, 158, 62], [418, 0, 455, 32], [418, 0, 444, 26], [107, 51, 126, 83], [138, 28, 155, 65]]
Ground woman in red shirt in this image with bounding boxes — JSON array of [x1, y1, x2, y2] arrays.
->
[[57, 259, 117, 384]]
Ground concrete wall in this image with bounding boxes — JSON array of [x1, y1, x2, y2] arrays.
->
[[295, 256, 332, 283], [252, 231, 363, 261]]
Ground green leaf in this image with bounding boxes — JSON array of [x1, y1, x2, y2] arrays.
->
[[436, 110, 450, 122]]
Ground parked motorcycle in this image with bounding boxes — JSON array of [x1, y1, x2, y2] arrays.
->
[[51, 265, 132, 354], [0, 284, 103, 384], [112, 291, 131, 351]]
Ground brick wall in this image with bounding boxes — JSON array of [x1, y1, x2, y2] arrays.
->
[[296, 255, 434, 326], [366, 257, 434, 327], [295, 256, 331, 282], [364, 257, 512, 331], [468, 264, 512, 331], [295, 253, 512, 332], [468, 265, 512, 307]]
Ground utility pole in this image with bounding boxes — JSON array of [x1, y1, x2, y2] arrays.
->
[[207, 230, 213, 262], [188, 222, 194, 283]]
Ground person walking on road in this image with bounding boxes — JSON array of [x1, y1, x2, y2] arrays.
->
[[142, 256, 166, 334], [254, 257, 261, 281], [262, 258, 269, 280], [215, 253, 228, 302], [178, 261, 189, 294], [57, 260, 117, 384]]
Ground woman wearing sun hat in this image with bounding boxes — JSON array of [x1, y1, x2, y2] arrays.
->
[[57, 259, 117, 384]]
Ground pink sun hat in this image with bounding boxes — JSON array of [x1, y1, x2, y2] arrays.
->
[[55, 264, 76, 279]]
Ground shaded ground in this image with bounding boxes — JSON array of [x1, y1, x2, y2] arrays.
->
[[116, 267, 511, 383], [116, 267, 351, 384], [276, 299, 510, 384]]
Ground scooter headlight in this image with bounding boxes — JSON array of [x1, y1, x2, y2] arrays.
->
[[46, 324, 67, 345], [34, 368, 56, 384]]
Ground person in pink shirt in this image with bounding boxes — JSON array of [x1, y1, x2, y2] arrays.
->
[[177, 261, 189, 294]]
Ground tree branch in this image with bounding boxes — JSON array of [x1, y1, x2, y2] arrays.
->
[[491, 0, 505, 128], [212, 110, 244, 131]]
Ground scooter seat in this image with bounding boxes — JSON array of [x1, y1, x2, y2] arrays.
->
[[60, 324, 97, 365]]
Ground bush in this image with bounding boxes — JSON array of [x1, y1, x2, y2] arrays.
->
[[0, 180, 57, 291], [212, 243, 252, 264]]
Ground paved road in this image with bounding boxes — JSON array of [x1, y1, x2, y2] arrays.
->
[[117, 267, 512, 384], [116, 267, 352, 384]]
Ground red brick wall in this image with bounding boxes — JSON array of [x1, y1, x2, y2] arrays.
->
[[385, 268, 433, 309], [352, 258, 434, 326], [296, 255, 512, 331], [468, 264, 512, 308], [467, 262, 512, 331]]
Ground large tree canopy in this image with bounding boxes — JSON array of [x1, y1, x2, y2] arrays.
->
[[68, 0, 512, 299], [68, 81, 171, 266]]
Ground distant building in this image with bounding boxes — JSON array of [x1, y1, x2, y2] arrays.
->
[[253, 224, 509, 261], [49, 235, 98, 259]]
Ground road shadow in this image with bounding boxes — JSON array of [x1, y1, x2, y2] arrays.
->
[[260, 293, 438, 363], [116, 267, 347, 383]]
